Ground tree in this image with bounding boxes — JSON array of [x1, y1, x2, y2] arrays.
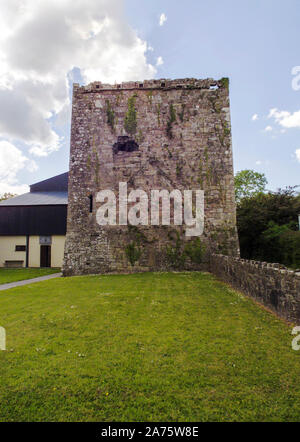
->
[[237, 186, 300, 267], [234, 169, 267, 203], [0, 192, 17, 202]]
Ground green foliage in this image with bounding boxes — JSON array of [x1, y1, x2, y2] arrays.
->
[[258, 221, 300, 268], [87, 154, 91, 169], [184, 238, 206, 264], [127, 224, 147, 243], [156, 103, 161, 126], [219, 77, 229, 89], [147, 90, 153, 105], [237, 186, 300, 267], [223, 126, 230, 137], [166, 231, 186, 269], [179, 104, 185, 122], [166, 103, 176, 139], [0, 192, 17, 202], [124, 95, 137, 135], [136, 129, 144, 143], [197, 160, 203, 187], [208, 95, 221, 113], [105, 100, 115, 131], [279, 229, 300, 268], [125, 241, 141, 266], [166, 232, 206, 268], [94, 152, 100, 186], [176, 163, 182, 176], [235, 169, 267, 202]]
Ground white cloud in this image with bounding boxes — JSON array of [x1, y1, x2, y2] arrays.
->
[[0, 140, 37, 194], [296, 149, 300, 163], [156, 56, 164, 66], [264, 125, 273, 132], [268, 108, 300, 128], [159, 13, 167, 26], [252, 113, 258, 121], [0, 0, 156, 158], [255, 160, 262, 165]]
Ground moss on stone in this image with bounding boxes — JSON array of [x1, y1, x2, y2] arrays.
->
[[124, 95, 137, 135], [147, 90, 153, 106], [125, 241, 141, 266], [179, 104, 185, 122], [156, 103, 161, 126], [219, 77, 229, 89], [105, 100, 115, 131], [166, 103, 176, 139]]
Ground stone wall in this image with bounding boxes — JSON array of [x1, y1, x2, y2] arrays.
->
[[210, 254, 300, 323], [63, 77, 239, 275]]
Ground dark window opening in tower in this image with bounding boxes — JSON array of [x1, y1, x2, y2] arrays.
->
[[113, 136, 139, 154]]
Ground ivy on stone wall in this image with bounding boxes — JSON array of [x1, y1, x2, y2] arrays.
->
[[106, 100, 115, 131], [125, 241, 141, 266], [124, 95, 137, 135], [219, 77, 229, 89], [166, 103, 176, 139]]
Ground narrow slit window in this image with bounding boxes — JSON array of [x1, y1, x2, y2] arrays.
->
[[89, 194, 93, 213]]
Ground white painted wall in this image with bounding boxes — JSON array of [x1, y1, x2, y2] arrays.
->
[[0, 236, 26, 267], [0, 235, 65, 268]]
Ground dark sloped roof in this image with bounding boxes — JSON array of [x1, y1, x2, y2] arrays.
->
[[30, 172, 68, 192], [0, 191, 68, 206]]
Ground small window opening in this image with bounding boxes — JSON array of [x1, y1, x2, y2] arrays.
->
[[209, 84, 218, 90], [96, 85, 100, 89], [139, 83, 144, 88], [15, 245, 26, 252], [161, 82, 166, 87], [89, 194, 93, 213]]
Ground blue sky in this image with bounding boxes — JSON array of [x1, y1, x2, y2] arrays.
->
[[0, 0, 299, 194]]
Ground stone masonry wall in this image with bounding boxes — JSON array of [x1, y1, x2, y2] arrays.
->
[[63, 78, 239, 275], [210, 254, 300, 323]]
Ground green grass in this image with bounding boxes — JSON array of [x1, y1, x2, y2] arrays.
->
[[0, 271, 300, 422], [0, 268, 60, 285]]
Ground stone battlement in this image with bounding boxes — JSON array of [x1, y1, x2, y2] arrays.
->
[[73, 77, 229, 93]]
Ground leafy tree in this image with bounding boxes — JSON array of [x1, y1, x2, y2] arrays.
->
[[237, 186, 300, 267], [258, 221, 300, 268], [0, 192, 17, 202], [234, 169, 267, 202]]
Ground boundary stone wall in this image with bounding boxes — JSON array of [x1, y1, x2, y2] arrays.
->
[[210, 254, 300, 323]]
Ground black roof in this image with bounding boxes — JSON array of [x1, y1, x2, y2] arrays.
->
[[0, 191, 68, 206], [30, 172, 68, 192], [0, 172, 69, 207], [0, 172, 68, 235]]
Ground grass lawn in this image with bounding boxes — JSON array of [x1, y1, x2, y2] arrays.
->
[[0, 268, 60, 285], [0, 271, 300, 422]]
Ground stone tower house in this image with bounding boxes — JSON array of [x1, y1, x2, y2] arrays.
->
[[63, 78, 239, 276]]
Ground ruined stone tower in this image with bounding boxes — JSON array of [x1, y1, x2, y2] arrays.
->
[[63, 77, 239, 276]]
